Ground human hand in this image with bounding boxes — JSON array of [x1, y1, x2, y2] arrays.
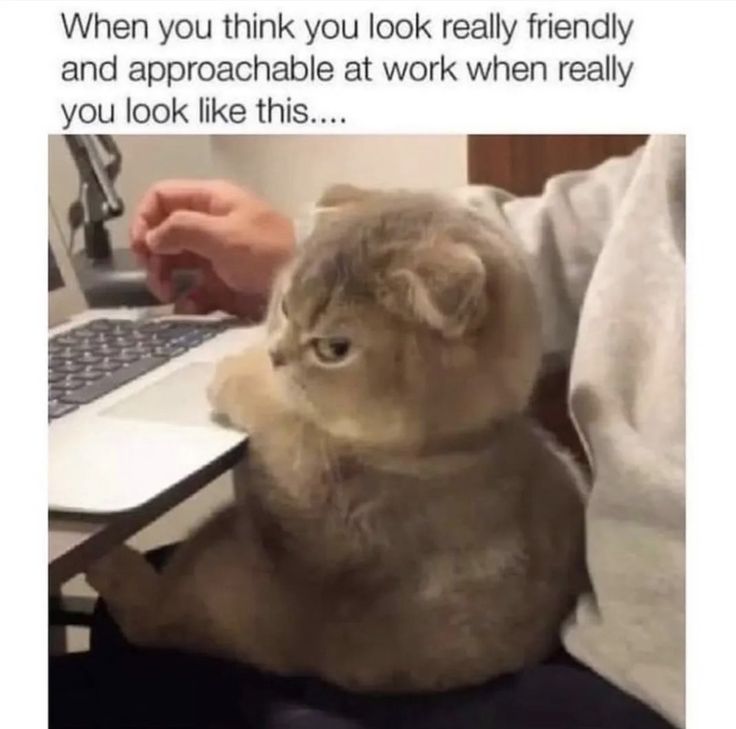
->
[[130, 179, 295, 317]]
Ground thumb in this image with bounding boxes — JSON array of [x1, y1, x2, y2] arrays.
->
[[146, 210, 226, 258], [173, 292, 214, 315]]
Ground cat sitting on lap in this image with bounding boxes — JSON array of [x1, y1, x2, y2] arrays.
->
[[88, 186, 588, 693]]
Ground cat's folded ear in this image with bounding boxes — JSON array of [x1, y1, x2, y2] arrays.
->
[[379, 243, 489, 338], [316, 184, 377, 209], [310, 185, 381, 237]]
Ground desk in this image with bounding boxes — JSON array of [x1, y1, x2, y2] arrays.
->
[[49, 441, 245, 591]]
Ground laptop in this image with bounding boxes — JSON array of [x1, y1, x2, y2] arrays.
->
[[48, 207, 253, 514]]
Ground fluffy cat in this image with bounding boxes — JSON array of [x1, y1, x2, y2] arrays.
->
[[87, 187, 588, 693]]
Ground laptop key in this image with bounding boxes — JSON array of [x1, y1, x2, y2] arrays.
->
[[153, 345, 186, 357], [59, 347, 83, 358], [62, 377, 86, 390], [51, 335, 78, 346], [78, 353, 102, 364], [115, 350, 145, 363], [49, 401, 78, 420], [171, 333, 206, 347], [87, 320, 117, 331], [61, 356, 168, 405], [77, 369, 104, 382], [53, 362, 84, 374], [71, 331, 100, 342], [91, 344, 115, 355], [97, 359, 123, 372]]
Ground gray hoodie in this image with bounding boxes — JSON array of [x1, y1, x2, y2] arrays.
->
[[453, 135, 685, 726]]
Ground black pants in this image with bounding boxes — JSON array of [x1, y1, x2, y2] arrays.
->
[[50, 546, 675, 729]]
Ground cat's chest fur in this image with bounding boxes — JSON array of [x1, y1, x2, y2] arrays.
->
[[218, 416, 584, 690], [233, 417, 551, 591]]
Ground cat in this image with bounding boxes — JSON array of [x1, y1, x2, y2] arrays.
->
[[87, 186, 588, 693]]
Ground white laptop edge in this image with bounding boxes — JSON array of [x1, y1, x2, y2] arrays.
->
[[48, 198, 252, 516]]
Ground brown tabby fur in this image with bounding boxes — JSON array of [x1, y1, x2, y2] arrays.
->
[[87, 187, 587, 692]]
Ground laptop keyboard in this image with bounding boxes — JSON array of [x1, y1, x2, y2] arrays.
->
[[48, 318, 231, 421]]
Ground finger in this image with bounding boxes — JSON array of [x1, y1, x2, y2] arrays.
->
[[145, 255, 173, 302], [181, 284, 268, 321], [130, 188, 168, 263], [173, 264, 238, 315], [130, 180, 228, 261], [175, 287, 268, 320], [133, 179, 234, 230], [173, 298, 194, 314], [173, 283, 219, 315], [146, 210, 227, 258], [173, 296, 212, 315], [147, 251, 210, 302]]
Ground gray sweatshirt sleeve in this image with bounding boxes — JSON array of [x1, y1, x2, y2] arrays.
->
[[450, 147, 645, 358]]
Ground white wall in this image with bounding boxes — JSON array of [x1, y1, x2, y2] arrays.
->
[[210, 135, 467, 218], [49, 135, 468, 250]]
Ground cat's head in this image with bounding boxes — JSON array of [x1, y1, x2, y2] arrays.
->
[[265, 186, 541, 452]]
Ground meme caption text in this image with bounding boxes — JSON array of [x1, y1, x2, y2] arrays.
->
[[59, 8, 636, 130]]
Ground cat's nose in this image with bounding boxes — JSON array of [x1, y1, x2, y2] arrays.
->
[[269, 349, 286, 368]]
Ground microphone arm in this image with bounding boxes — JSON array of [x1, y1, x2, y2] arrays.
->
[[65, 135, 124, 262]]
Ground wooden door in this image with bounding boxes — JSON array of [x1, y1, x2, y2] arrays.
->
[[468, 134, 648, 194]]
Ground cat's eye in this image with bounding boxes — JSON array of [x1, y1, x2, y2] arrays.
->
[[280, 298, 289, 318], [311, 337, 352, 364]]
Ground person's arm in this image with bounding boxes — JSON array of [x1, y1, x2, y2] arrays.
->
[[451, 146, 645, 358]]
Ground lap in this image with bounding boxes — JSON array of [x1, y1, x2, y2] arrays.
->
[[50, 545, 674, 729]]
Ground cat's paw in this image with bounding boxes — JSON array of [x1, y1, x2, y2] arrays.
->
[[85, 544, 151, 599], [86, 545, 162, 646], [207, 354, 244, 417], [208, 346, 281, 431]]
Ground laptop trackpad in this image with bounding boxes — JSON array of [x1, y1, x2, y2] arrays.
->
[[102, 363, 222, 428]]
